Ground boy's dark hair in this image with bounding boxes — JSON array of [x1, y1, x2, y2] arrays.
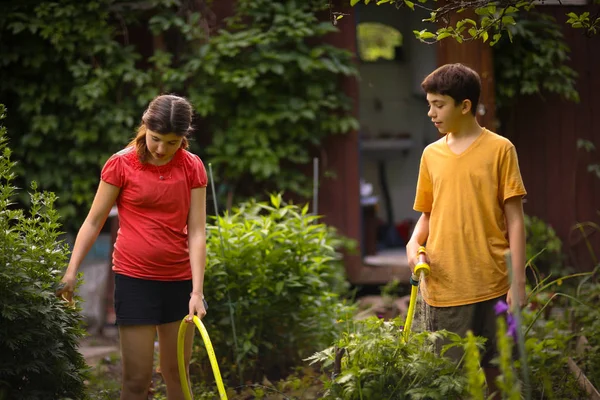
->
[[421, 63, 481, 116]]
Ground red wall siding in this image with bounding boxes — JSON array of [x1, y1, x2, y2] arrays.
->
[[318, 2, 363, 283], [503, 6, 600, 271], [435, 11, 497, 129]]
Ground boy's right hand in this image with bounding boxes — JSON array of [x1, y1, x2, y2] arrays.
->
[[406, 240, 429, 273]]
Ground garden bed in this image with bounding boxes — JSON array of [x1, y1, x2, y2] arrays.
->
[[569, 335, 600, 400]]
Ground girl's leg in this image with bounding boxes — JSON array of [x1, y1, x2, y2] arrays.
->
[[157, 320, 195, 400], [119, 325, 157, 400]]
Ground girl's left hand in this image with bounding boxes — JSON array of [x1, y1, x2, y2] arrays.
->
[[186, 294, 207, 322]]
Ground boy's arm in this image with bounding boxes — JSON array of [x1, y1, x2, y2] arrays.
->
[[406, 212, 430, 272], [504, 196, 527, 309]]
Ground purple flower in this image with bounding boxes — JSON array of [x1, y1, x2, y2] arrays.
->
[[506, 313, 517, 340], [495, 300, 518, 340], [494, 300, 509, 315]]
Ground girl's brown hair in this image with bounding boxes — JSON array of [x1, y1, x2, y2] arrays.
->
[[128, 95, 192, 162]]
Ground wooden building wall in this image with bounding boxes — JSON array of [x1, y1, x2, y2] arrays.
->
[[435, 14, 497, 129], [503, 6, 600, 271]]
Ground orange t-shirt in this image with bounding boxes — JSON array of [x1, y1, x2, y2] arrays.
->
[[413, 129, 527, 307], [101, 147, 208, 281]]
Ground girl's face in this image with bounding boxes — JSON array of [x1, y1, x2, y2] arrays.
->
[[145, 129, 183, 165]]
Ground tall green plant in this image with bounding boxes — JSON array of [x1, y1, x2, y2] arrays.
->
[[0, 105, 88, 399], [199, 194, 354, 384]]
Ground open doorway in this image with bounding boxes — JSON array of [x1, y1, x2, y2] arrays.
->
[[355, 4, 438, 270]]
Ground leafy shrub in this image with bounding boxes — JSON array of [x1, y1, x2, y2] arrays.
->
[[196, 0, 358, 202], [521, 305, 588, 399], [310, 317, 472, 400], [0, 105, 88, 399], [494, 12, 579, 111], [309, 276, 592, 400], [572, 281, 600, 390], [197, 194, 355, 384], [525, 214, 564, 276], [1, 0, 357, 229]]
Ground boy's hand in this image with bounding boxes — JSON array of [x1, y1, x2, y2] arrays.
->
[[507, 282, 526, 310], [406, 240, 428, 273]]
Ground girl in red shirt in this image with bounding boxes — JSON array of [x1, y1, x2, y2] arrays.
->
[[59, 94, 208, 399]]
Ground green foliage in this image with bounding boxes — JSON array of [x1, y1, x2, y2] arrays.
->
[[0, 0, 152, 230], [494, 13, 579, 110], [196, 0, 358, 201], [199, 194, 355, 384], [0, 0, 356, 230], [309, 317, 473, 399], [463, 331, 485, 400], [309, 267, 597, 399], [348, 0, 600, 43], [577, 139, 600, 179], [494, 317, 521, 399], [521, 297, 590, 399], [524, 214, 564, 276], [566, 7, 600, 36], [572, 281, 600, 390], [357, 22, 403, 62], [0, 105, 88, 399]]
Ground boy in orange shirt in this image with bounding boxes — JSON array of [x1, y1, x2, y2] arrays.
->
[[406, 63, 527, 397]]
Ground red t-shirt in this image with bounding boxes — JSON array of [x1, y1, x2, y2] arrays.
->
[[101, 147, 208, 281]]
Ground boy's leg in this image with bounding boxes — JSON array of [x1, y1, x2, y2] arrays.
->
[[424, 302, 474, 362], [474, 295, 507, 400], [425, 295, 505, 398]]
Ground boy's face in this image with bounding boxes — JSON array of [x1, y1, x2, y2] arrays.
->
[[426, 93, 471, 134]]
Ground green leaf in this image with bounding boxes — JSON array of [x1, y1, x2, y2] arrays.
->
[[437, 32, 452, 40]]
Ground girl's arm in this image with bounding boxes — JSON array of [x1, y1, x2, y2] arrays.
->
[[60, 181, 120, 295], [187, 187, 207, 320]]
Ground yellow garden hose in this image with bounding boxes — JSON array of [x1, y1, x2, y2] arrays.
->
[[177, 316, 228, 400], [402, 246, 430, 342]]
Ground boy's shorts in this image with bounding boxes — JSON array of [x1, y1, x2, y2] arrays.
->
[[424, 294, 507, 368]]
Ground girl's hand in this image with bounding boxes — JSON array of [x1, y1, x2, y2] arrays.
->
[[56, 273, 77, 306], [186, 293, 207, 322]]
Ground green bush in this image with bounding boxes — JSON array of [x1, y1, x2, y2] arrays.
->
[[525, 214, 564, 276], [196, 0, 358, 202], [0, 105, 88, 400], [572, 281, 600, 390], [494, 12, 579, 111], [309, 318, 472, 400], [197, 194, 355, 384], [1, 0, 357, 230]]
